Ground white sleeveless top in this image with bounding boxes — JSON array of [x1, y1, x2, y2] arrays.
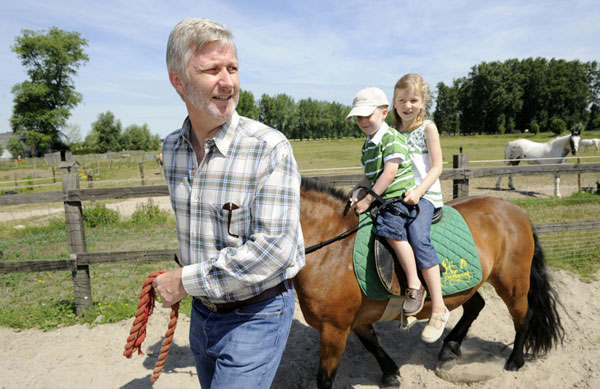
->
[[404, 120, 444, 208]]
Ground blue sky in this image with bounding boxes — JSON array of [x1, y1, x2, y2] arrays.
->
[[1, 0, 599, 139]]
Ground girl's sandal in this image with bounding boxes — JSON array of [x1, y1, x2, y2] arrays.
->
[[421, 307, 450, 343]]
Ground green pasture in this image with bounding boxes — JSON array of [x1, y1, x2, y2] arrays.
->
[[1, 132, 599, 330], [2, 130, 600, 194], [293, 130, 600, 171]]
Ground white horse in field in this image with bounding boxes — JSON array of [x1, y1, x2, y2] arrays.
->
[[495, 130, 581, 197], [580, 138, 600, 152]]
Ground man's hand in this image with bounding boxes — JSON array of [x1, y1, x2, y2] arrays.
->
[[152, 268, 188, 308]]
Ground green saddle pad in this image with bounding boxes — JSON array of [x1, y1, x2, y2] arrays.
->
[[353, 205, 482, 301]]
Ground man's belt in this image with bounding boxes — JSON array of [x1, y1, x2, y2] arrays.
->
[[198, 281, 287, 313]]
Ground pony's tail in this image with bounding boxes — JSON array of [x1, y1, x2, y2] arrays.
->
[[525, 232, 565, 355]]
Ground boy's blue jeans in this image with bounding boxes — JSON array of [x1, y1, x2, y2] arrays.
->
[[189, 282, 295, 388], [376, 197, 439, 270]]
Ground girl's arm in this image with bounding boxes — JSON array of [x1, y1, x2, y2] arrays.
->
[[404, 122, 443, 205]]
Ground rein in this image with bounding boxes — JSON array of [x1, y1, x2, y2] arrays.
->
[[305, 224, 359, 254]]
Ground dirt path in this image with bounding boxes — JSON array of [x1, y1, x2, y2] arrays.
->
[[0, 196, 173, 224]]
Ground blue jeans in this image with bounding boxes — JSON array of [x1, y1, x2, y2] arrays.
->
[[406, 198, 440, 270], [375, 198, 440, 270], [189, 281, 295, 388]]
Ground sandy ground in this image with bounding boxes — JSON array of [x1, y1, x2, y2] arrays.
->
[[0, 196, 174, 225], [0, 269, 598, 389]]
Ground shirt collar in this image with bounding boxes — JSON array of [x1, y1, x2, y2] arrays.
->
[[211, 111, 239, 156], [176, 111, 240, 156], [367, 122, 389, 146]]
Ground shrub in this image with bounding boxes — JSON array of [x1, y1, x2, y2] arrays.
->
[[531, 120, 540, 135], [550, 117, 567, 135], [130, 199, 168, 225], [83, 203, 120, 228], [6, 136, 26, 159]]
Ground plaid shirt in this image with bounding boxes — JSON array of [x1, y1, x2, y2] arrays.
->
[[162, 112, 305, 303]]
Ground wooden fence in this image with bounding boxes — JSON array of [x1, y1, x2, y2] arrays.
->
[[1, 155, 600, 315]]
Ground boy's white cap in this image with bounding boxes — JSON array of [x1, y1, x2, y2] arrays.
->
[[346, 87, 389, 121]]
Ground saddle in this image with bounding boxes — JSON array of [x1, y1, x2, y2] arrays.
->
[[374, 207, 443, 296]]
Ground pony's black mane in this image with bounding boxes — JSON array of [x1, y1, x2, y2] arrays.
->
[[301, 177, 347, 202]]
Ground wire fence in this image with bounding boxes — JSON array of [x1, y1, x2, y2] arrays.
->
[[537, 229, 600, 274]]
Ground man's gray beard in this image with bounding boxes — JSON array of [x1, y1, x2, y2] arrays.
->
[[185, 79, 239, 120]]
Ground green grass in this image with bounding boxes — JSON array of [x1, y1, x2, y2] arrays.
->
[[291, 130, 600, 173], [0, 200, 184, 330]]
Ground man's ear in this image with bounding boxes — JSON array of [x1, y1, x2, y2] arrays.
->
[[169, 72, 185, 96], [382, 108, 389, 119]]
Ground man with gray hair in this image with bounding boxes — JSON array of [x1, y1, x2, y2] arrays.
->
[[153, 18, 305, 388]]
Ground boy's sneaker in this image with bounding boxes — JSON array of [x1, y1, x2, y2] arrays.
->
[[403, 286, 426, 315]]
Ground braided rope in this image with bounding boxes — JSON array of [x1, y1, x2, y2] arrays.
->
[[123, 270, 180, 382]]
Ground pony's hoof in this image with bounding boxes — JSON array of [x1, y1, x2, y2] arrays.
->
[[504, 358, 524, 371], [438, 340, 461, 362], [381, 372, 400, 388]]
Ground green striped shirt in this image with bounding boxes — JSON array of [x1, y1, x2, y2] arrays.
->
[[360, 122, 415, 199]]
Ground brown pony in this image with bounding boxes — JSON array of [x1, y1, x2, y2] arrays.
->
[[294, 178, 564, 389]]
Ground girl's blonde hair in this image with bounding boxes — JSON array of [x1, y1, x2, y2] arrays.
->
[[392, 73, 431, 129]]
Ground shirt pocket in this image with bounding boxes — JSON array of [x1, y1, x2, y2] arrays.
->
[[210, 203, 251, 243]]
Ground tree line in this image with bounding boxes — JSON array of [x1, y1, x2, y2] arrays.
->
[[434, 58, 600, 135], [237, 91, 363, 140], [6, 27, 600, 159]]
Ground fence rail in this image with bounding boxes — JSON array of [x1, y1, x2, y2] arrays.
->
[[4, 217, 598, 275], [1, 155, 599, 315]]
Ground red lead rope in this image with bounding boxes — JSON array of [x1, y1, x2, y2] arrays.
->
[[123, 270, 180, 382]]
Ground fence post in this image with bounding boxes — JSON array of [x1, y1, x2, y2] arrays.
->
[[453, 154, 470, 199], [59, 153, 93, 315], [139, 163, 145, 186], [577, 157, 581, 192]]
